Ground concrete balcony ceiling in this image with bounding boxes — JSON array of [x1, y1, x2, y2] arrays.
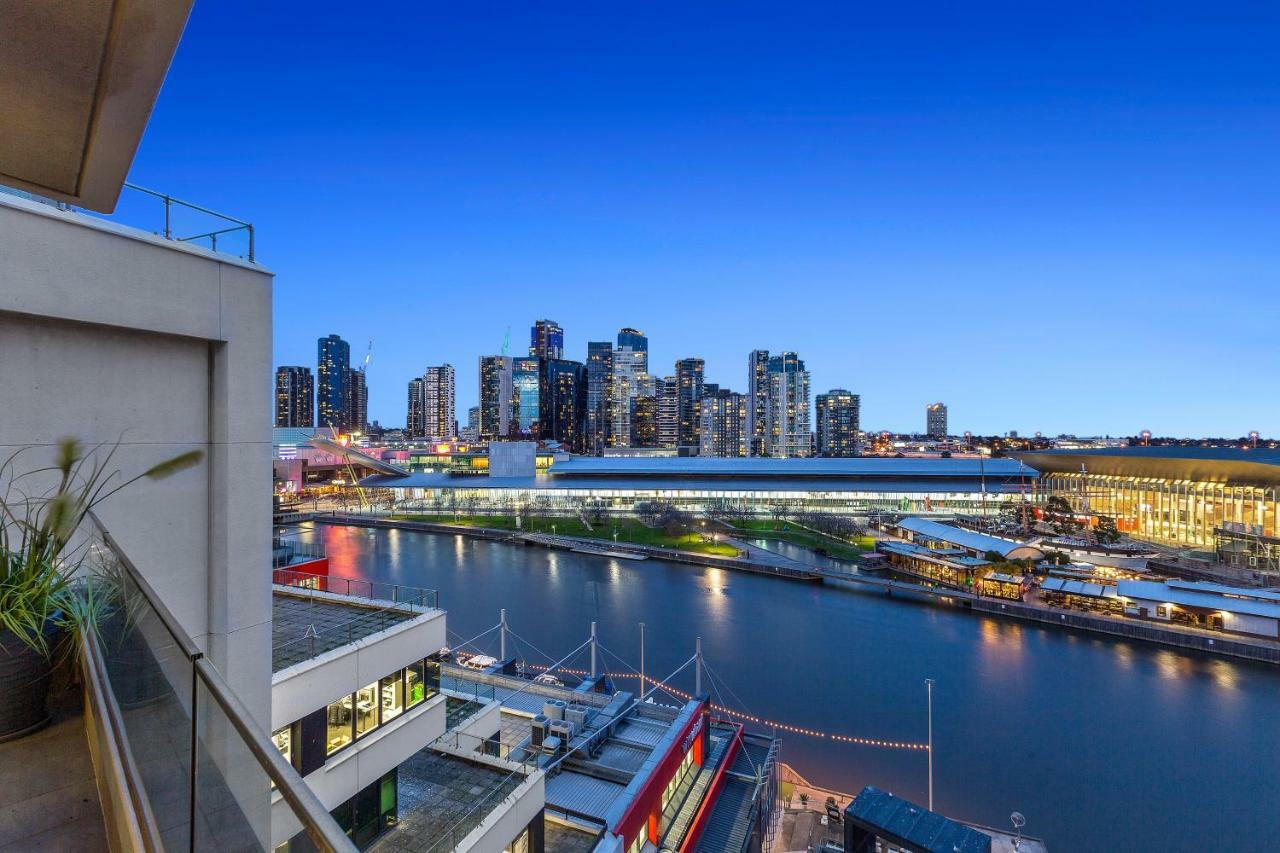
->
[[0, 0, 193, 212]]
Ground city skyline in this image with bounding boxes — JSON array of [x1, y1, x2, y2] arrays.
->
[[136, 2, 1280, 435]]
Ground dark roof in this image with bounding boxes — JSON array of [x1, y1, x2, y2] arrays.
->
[[694, 777, 756, 853], [550, 456, 1029, 480], [1014, 448, 1280, 487], [845, 787, 991, 853]]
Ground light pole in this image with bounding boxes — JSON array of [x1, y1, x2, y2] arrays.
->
[[925, 678, 934, 811]]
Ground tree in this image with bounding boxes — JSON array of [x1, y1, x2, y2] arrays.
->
[[1094, 514, 1121, 545], [984, 550, 1005, 563]]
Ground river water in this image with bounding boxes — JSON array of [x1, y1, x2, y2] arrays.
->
[[294, 523, 1280, 852]]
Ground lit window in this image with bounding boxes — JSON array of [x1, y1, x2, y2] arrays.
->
[[356, 682, 379, 737], [327, 696, 353, 755], [381, 673, 404, 722], [406, 661, 426, 707]]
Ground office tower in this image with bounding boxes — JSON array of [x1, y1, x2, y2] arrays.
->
[[611, 331, 649, 447], [316, 334, 351, 429], [766, 352, 811, 457], [656, 376, 679, 449], [699, 389, 749, 457], [529, 319, 564, 360], [406, 377, 426, 437], [616, 327, 648, 369], [816, 389, 861, 457], [927, 402, 948, 438], [511, 357, 542, 438], [275, 366, 314, 428], [467, 406, 480, 433], [479, 355, 513, 441], [631, 394, 659, 447], [747, 350, 770, 456], [675, 358, 704, 450], [586, 341, 614, 455], [421, 365, 456, 440], [541, 358, 588, 452], [345, 367, 367, 433]]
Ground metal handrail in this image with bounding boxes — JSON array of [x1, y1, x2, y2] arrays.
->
[[194, 658, 353, 852], [87, 513, 354, 851], [123, 182, 256, 261]]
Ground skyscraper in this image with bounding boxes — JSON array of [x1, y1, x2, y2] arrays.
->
[[631, 394, 658, 448], [927, 402, 948, 438], [698, 389, 749, 457], [586, 341, 613, 455], [656, 376, 678, 449], [423, 365, 456, 440], [675, 358, 704, 451], [406, 377, 426, 437], [541, 358, 587, 452], [766, 352, 811, 458], [611, 329, 649, 447], [529, 319, 564, 360], [275, 366, 314, 428], [345, 367, 367, 433], [511, 357, 542, 437], [816, 389, 860, 457], [747, 350, 770, 457], [316, 334, 350, 429], [479, 355, 513, 441]]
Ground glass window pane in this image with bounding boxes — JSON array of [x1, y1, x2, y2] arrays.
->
[[406, 660, 426, 707], [327, 695, 353, 754], [381, 673, 404, 722], [271, 725, 292, 765], [356, 682, 379, 737]]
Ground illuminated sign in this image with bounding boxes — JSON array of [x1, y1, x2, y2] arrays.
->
[[681, 715, 704, 753]]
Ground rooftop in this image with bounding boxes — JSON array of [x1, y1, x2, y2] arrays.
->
[[896, 518, 1044, 560], [271, 586, 435, 672], [369, 749, 525, 853], [1015, 447, 1280, 487]]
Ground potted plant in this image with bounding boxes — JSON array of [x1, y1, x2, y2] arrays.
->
[[0, 439, 201, 741]]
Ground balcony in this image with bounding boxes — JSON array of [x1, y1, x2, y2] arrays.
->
[[0, 521, 353, 852]]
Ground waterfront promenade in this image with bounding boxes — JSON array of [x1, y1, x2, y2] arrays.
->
[[307, 514, 1280, 665]]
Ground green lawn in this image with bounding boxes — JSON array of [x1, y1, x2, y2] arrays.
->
[[385, 514, 740, 556], [729, 519, 873, 560]]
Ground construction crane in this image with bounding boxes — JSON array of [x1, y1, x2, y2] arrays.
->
[[361, 340, 373, 373]]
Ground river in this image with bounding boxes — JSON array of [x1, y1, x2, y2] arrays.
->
[[293, 523, 1280, 852]]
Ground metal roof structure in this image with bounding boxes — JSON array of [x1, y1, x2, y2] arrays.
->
[[1015, 447, 1280, 487], [845, 786, 992, 853], [1117, 579, 1280, 618], [362, 472, 1026, 495], [1039, 577, 1118, 599], [309, 435, 411, 476], [548, 456, 1029, 480], [896, 518, 1044, 560]]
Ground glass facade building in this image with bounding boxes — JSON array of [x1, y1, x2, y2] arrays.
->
[[586, 341, 613, 455], [529, 319, 564, 360], [1021, 448, 1280, 551], [816, 389, 860, 457], [275, 365, 314, 428], [317, 334, 351, 430]]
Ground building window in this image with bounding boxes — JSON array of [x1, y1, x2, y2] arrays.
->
[[505, 827, 530, 853], [381, 673, 404, 722], [272, 725, 292, 765], [406, 660, 426, 707], [327, 696, 354, 755], [356, 682, 379, 737]]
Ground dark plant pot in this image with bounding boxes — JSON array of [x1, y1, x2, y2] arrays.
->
[[0, 626, 58, 742]]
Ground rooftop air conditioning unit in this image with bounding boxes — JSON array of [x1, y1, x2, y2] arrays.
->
[[543, 700, 566, 721], [565, 705, 589, 728], [543, 735, 562, 755], [550, 719, 576, 742], [531, 714, 550, 749]]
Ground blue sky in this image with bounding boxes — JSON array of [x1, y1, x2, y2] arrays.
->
[[129, 2, 1279, 436]]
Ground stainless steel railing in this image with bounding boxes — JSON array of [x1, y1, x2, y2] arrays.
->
[[87, 513, 353, 852]]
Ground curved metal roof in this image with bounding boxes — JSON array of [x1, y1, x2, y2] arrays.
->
[[549, 456, 1028, 480], [1014, 448, 1280, 487], [897, 517, 1044, 560]]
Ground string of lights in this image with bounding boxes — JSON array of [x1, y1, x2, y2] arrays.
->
[[523, 663, 928, 751]]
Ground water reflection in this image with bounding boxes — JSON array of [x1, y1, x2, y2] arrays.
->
[[291, 524, 1280, 853]]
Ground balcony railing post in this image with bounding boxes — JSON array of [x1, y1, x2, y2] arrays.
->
[[247, 224, 256, 262], [163, 194, 172, 239], [189, 664, 200, 853]]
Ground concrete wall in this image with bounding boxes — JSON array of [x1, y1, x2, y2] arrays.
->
[[458, 773, 546, 853], [0, 193, 274, 725]]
